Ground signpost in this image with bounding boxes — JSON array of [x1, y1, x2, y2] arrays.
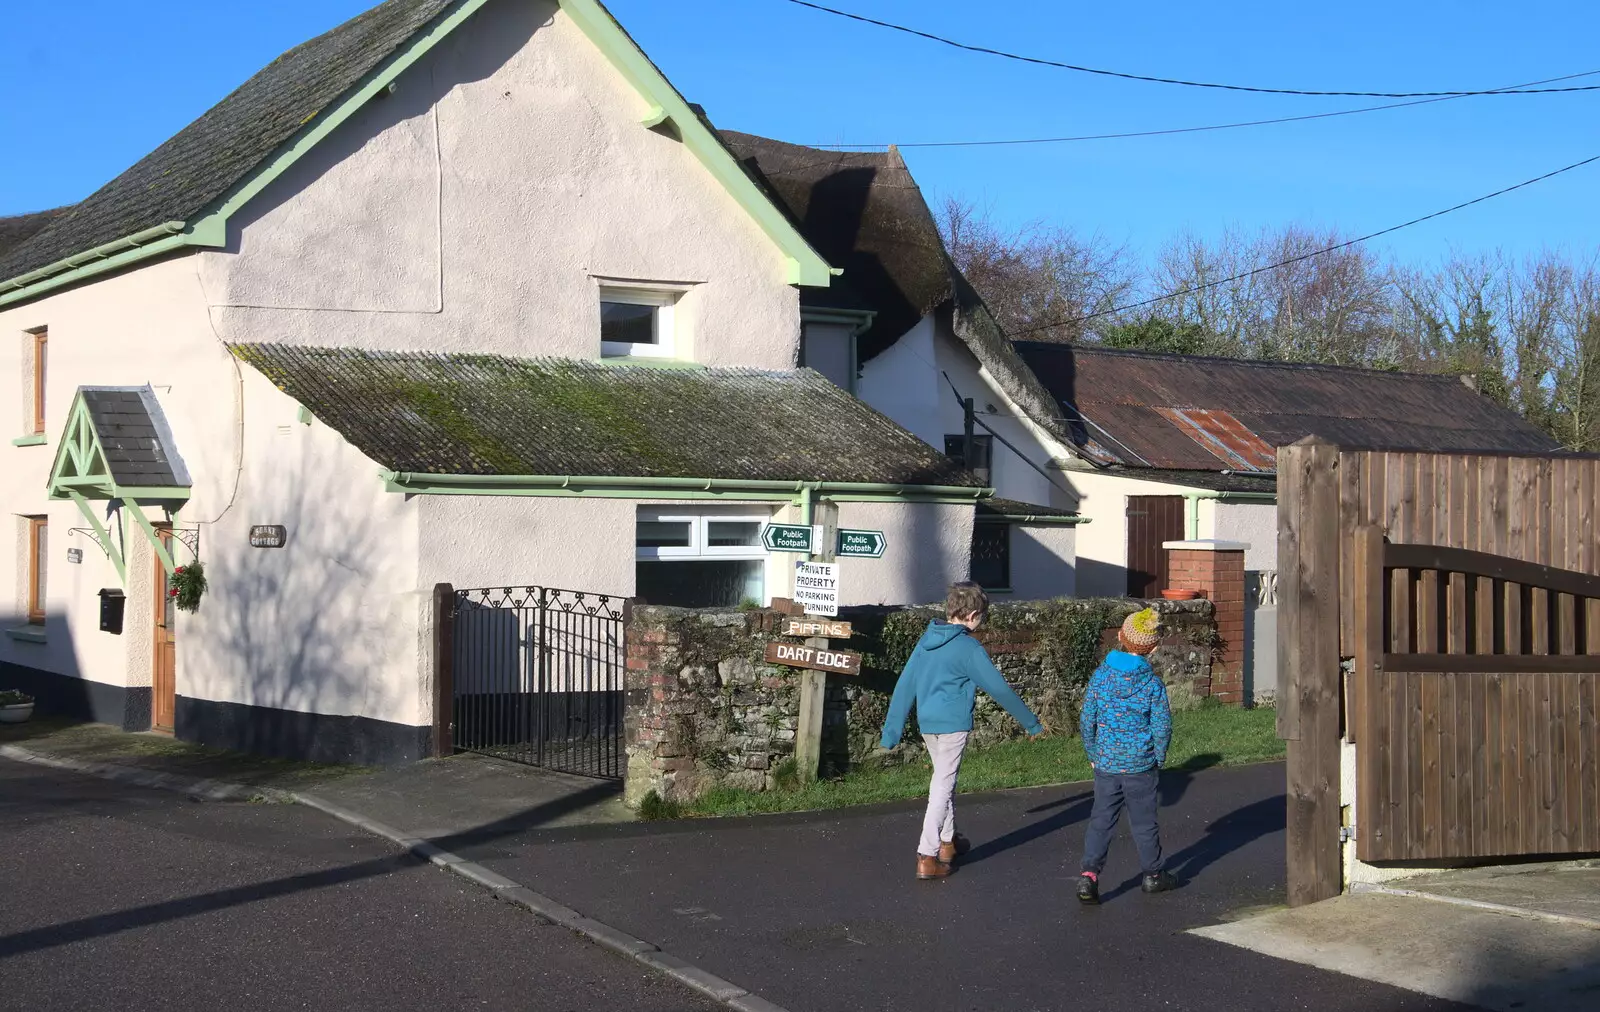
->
[[763, 640, 862, 676], [836, 529, 886, 558], [762, 523, 817, 553], [793, 560, 839, 617], [783, 618, 852, 639]]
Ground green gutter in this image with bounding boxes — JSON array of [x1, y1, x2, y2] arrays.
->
[[382, 471, 992, 503], [0, 222, 188, 308]]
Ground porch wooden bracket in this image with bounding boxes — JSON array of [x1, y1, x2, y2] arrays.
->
[[121, 499, 178, 577], [65, 489, 127, 585]]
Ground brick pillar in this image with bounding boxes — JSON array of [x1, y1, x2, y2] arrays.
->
[[1163, 540, 1249, 705]]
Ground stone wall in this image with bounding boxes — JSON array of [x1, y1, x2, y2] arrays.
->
[[624, 597, 1216, 807]]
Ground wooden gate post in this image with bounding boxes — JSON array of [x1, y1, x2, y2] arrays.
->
[[1279, 437, 1343, 906], [432, 582, 456, 758]]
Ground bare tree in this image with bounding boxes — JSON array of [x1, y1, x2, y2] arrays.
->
[[939, 197, 1136, 343]]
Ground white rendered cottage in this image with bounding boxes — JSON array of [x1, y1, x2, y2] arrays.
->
[[0, 0, 991, 764]]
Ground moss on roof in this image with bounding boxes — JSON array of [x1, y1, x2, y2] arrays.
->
[[234, 344, 985, 486]]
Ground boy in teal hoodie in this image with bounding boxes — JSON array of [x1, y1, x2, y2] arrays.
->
[[881, 582, 1044, 880]]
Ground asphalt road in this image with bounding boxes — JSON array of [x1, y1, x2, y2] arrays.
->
[[440, 761, 1481, 1012], [0, 758, 718, 1012]]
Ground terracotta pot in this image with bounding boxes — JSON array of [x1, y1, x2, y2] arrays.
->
[[1160, 589, 1200, 601]]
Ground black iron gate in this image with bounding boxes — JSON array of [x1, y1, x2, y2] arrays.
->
[[447, 586, 627, 779]]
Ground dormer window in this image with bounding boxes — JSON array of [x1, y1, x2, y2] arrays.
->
[[600, 286, 678, 359]]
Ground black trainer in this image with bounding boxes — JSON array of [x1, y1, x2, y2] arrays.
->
[[1141, 870, 1178, 894], [1076, 873, 1101, 905]]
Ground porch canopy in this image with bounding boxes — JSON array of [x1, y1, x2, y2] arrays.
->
[[47, 386, 191, 581]]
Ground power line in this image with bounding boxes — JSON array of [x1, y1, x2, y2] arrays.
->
[[806, 71, 1600, 149], [1007, 151, 1600, 336], [785, 1, 1600, 99]]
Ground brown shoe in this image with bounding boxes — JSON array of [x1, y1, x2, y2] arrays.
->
[[916, 854, 954, 880], [938, 834, 971, 865]]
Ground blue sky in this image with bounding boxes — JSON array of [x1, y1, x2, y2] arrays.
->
[[5, 0, 1597, 271]]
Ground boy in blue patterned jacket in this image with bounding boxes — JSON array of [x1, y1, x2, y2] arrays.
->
[[1076, 607, 1177, 903]]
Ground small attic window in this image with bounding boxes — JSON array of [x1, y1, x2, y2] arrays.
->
[[600, 287, 678, 359]]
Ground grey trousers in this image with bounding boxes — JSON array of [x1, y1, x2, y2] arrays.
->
[[919, 732, 968, 857], [1081, 769, 1164, 875]]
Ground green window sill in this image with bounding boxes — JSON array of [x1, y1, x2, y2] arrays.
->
[[11, 434, 46, 447], [4, 626, 47, 644]]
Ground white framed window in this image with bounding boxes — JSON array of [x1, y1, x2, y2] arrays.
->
[[601, 286, 678, 359], [635, 510, 770, 608]]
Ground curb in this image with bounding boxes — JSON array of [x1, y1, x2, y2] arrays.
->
[[291, 792, 792, 1012], [1352, 881, 1600, 931], [0, 743, 291, 803]]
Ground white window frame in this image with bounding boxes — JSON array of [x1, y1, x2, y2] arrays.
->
[[636, 512, 769, 560], [600, 286, 678, 359]]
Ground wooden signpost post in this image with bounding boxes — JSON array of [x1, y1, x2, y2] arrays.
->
[[762, 513, 887, 781]]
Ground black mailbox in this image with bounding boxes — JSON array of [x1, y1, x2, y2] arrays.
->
[[99, 589, 125, 635]]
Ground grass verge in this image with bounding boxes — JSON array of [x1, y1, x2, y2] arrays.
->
[[682, 700, 1283, 819]]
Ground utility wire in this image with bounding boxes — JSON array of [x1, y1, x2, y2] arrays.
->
[[785, 1, 1600, 98], [808, 70, 1600, 149], [1003, 151, 1600, 336]]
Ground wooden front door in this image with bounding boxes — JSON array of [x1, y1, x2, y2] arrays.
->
[[151, 528, 176, 733], [1126, 495, 1185, 597]]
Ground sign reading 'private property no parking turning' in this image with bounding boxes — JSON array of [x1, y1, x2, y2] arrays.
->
[[793, 560, 839, 617]]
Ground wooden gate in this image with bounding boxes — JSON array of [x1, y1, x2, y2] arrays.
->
[[1350, 529, 1600, 861], [1280, 440, 1600, 905]]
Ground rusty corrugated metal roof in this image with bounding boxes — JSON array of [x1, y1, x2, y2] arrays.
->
[[1014, 343, 1561, 470], [1153, 407, 1278, 471]]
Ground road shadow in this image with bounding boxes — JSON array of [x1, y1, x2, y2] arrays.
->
[[961, 789, 1095, 867], [1160, 752, 1223, 807], [1099, 792, 1288, 902]]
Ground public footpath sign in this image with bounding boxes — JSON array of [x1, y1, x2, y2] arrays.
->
[[836, 529, 886, 558], [764, 640, 862, 675], [763, 523, 816, 553], [793, 560, 840, 616]]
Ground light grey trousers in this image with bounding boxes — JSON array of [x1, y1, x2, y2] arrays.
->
[[919, 731, 969, 857]]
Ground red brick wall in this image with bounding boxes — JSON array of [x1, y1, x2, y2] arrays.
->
[[1166, 547, 1246, 704]]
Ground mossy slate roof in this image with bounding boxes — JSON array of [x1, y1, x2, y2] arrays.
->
[[235, 345, 984, 487], [0, 0, 455, 284]]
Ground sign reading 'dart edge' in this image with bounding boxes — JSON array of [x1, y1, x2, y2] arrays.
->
[[763, 640, 862, 676], [792, 561, 839, 617]]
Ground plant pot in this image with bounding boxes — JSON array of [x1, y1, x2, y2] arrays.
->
[[1160, 589, 1200, 601], [0, 703, 34, 724]]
